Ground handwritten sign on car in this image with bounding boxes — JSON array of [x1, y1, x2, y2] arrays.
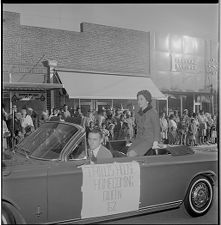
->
[[81, 161, 140, 218]]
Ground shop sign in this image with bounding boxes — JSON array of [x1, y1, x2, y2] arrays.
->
[[207, 58, 218, 75], [80, 161, 140, 219], [171, 55, 200, 73], [12, 93, 46, 101]]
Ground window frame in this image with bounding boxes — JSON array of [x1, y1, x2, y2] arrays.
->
[[65, 134, 88, 161]]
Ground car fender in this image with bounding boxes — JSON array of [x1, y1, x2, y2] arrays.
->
[[2, 200, 26, 224], [183, 170, 217, 200]]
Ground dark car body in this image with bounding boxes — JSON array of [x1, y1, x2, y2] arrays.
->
[[2, 121, 218, 224]]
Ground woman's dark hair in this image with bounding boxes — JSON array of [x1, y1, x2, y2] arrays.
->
[[137, 90, 152, 104]]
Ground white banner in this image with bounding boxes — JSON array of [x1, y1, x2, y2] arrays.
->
[[81, 161, 140, 219]]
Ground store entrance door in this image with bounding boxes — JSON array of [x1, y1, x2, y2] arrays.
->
[[80, 102, 92, 116], [194, 102, 201, 113], [96, 101, 109, 112]]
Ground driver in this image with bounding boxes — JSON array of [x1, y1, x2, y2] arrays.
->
[[88, 128, 113, 162]]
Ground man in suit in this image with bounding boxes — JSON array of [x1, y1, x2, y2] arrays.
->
[[88, 128, 113, 162]]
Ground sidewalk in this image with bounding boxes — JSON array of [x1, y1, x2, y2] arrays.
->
[[191, 144, 218, 152]]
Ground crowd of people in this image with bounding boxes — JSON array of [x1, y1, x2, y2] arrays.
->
[[160, 109, 218, 146], [47, 104, 136, 146], [2, 102, 218, 152], [2, 104, 37, 151], [2, 103, 136, 151]]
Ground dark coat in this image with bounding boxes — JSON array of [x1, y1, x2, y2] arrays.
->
[[129, 107, 161, 156], [90, 145, 113, 163], [96, 145, 113, 159]]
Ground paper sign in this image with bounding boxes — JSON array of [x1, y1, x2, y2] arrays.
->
[[81, 161, 140, 219]]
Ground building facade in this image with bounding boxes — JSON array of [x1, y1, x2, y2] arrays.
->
[[2, 11, 218, 116], [150, 32, 218, 115]]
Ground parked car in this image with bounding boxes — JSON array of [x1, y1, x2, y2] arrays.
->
[[2, 121, 218, 224]]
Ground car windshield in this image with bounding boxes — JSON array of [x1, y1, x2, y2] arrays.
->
[[17, 122, 78, 160]]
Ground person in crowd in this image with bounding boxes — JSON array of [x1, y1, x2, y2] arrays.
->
[[205, 113, 213, 144], [86, 121, 95, 138], [85, 111, 96, 128], [21, 108, 35, 137], [211, 115, 217, 144], [5, 104, 18, 148], [39, 111, 49, 126], [60, 107, 64, 115], [72, 107, 83, 125], [58, 112, 65, 122], [160, 112, 168, 144], [80, 112, 87, 128], [87, 128, 113, 162], [168, 114, 177, 145], [180, 109, 190, 145], [2, 103, 8, 121], [124, 110, 135, 143], [188, 118, 198, 146], [173, 110, 180, 124], [49, 108, 59, 120], [100, 122, 110, 145], [96, 109, 106, 128], [108, 123, 115, 140], [3, 119, 11, 152], [192, 112, 199, 145], [8, 112, 23, 146], [105, 110, 116, 140], [113, 113, 124, 140], [198, 110, 207, 145], [127, 90, 160, 157], [49, 108, 60, 121], [62, 104, 71, 120], [118, 113, 129, 140], [27, 107, 39, 129]]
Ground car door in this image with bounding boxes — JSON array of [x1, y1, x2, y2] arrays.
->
[[47, 135, 88, 223], [137, 153, 188, 210], [47, 142, 142, 222], [3, 163, 48, 224]]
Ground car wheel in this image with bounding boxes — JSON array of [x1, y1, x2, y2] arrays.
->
[[184, 175, 213, 217], [1, 206, 16, 224]]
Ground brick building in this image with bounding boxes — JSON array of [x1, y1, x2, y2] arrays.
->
[[2, 11, 218, 116]]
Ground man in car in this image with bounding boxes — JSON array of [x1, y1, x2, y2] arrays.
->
[[88, 128, 113, 162]]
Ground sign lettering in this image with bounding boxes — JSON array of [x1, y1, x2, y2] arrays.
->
[[172, 55, 201, 73], [12, 92, 46, 101], [81, 161, 140, 219]]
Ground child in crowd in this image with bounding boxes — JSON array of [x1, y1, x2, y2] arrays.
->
[[188, 118, 197, 146], [168, 114, 177, 145]]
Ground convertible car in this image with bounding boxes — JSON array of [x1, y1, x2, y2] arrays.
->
[[2, 121, 218, 224]]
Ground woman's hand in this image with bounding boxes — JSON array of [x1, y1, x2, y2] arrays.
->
[[152, 141, 159, 149]]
